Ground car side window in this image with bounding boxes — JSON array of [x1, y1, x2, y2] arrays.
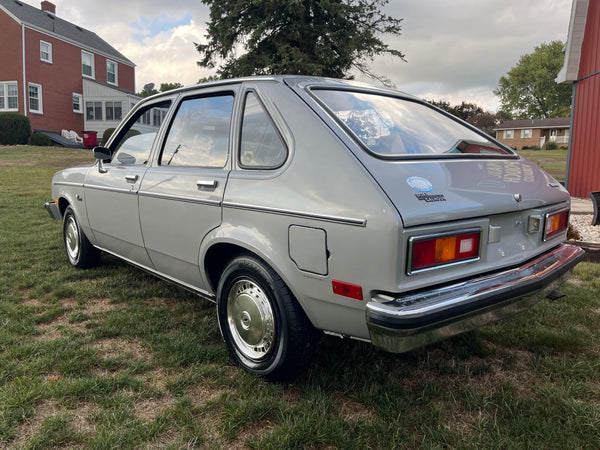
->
[[111, 100, 172, 165], [160, 94, 234, 167], [239, 92, 287, 168]]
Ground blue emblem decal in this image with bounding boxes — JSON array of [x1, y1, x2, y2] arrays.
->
[[407, 177, 433, 193]]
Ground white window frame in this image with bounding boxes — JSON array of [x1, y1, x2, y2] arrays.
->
[[40, 40, 53, 63], [73, 93, 83, 114], [86, 101, 103, 121], [521, 129, 532, 139], [28, 82, 43, 114], [106, 60, 118, 85], [82, 50, 95, 79], [0, 81, 19, 112], [105, 101, 123, 121], [504, 130, 514, 139]]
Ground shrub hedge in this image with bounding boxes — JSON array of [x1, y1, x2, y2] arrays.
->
[[102, 128, 116, 145], [0, 113, 31, 145], [30, 132, 52, 146]]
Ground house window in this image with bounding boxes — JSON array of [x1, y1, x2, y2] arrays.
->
[[28, 83, 43, 114], [504, 130, 514, 139], [0, 81, 18, 111], [86, 101, 102, 120], [152, 108, 166, 127], [82, 51, 95, 78], [73, 93, 83, 113], [521, 129, 532, 139], [106, 60, 118, 85], [105, 101, 122, 121], [40, 41, 52, 63]]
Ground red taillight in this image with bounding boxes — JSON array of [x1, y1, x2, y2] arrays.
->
[[410, 230, 480, 273], [332, 280, 363, 300], [544, 209, 569, 240]]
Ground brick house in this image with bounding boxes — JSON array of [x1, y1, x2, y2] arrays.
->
[[494, 117, 571, 150], [0, 0, 139, 142], [557, 0, 600, 198]]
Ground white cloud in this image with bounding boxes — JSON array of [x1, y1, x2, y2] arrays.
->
[[22, 0, 573, 109]]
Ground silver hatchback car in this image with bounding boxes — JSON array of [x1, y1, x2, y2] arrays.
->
[[45, 76, 584, 379]]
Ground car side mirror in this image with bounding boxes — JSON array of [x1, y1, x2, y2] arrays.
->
[[93, 147, 111, 173]]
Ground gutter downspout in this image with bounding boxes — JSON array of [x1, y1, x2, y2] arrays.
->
[[21, 23, 27, 117]]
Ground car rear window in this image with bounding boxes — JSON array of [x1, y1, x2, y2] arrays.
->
[[312, 89, 511, 158]]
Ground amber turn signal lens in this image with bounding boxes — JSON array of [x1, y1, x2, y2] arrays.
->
[[544, 209, 569, 240], [411, 231, 480, 272]]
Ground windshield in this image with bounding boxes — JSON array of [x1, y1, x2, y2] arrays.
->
[[312, 89, 511, 158]]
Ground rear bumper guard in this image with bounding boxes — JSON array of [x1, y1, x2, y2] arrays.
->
[[366, 243, 585, 353], [44, 201, 61, 220]]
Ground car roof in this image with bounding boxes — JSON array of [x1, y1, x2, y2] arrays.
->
[[145, 75, 418, 101]]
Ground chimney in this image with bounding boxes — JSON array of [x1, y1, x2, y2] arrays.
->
[[41, 1, 56, 15]]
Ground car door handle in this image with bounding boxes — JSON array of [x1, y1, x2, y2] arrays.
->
[[197, 180, 218, 189], [125, 175, 139, 183]]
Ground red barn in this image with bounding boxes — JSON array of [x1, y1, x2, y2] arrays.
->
[[0, 0, 139, 142], [558, 0, 600, 197]]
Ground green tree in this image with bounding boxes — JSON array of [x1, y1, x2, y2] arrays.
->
[[138, 82, 184, 98], [494, 41, 572, 119], [428, 100, 457, 116], [198, 75, 221, 84], [196, 0, 404, 85], [159, 82, 183, 92], [428, 99, 499, 136]]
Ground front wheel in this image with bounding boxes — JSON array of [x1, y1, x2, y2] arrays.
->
[[216, 255, 319, 380], [63, 206, 100, 268]]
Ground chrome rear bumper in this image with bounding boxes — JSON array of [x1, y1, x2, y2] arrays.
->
[[366, 243, 585, 353]]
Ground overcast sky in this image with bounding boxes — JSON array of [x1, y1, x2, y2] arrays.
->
[[29, 0, 573, 111]]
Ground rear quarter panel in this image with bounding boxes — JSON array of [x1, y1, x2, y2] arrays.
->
[[211, 82, 401, 339]]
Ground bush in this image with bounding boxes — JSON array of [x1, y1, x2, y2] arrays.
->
[[30, 132, 51, 146], [544, 141, 559, 150], [0, 113, 31, 145], [101, 128, 116, 145]]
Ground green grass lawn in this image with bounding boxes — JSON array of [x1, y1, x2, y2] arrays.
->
[[1, 145, 599, 448], [518, 148, 568, 182]]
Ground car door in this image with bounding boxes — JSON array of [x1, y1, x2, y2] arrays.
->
[[138, 88, 237, 290], [84, 99, 173, 267]]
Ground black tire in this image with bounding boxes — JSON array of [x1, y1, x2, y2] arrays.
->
[[62, 206, 100, 268], [216, 255, 319, 380]]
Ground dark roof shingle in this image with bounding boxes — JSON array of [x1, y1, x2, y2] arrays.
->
[[495, 117, 571, 130], [0, 0, 134, 66]]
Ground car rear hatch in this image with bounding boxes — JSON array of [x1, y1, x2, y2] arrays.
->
[[307, 86, 572, 284], [362, 156, 569, 227]]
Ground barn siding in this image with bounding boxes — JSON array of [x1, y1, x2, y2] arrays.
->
[[568, 0, 600, 197]]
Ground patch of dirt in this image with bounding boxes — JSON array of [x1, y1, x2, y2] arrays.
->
[[134, 394, 178, 422], [9, 399, 100, 448], [83, 298, 115, 314], [331, 392, 377, 423], [187, 383, 228, 404], [69, 402, 99, 435], [228, 419, 275, 450], [12, 400, 61, 447], [35, 312, 88, 341], [0, 160, 38, 166], [93, 337, 150, 361]]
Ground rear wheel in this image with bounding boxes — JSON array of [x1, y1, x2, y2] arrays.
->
[[63, 206, 100, 268], [216, 255, 318, 380]]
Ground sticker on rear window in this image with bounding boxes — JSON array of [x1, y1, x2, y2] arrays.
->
[[407, 177, 433, 193]]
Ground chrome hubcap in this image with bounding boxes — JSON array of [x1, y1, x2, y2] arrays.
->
[[227, 279, 275, 361], [65, 216, 80, 261]]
